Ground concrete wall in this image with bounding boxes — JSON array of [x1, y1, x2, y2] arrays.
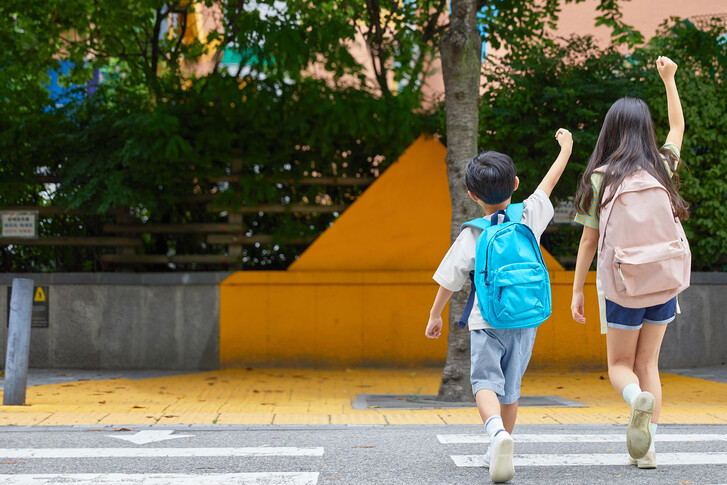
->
[[0, 273, 228, 370], [0, 271, 723, 370], [661, 273, 727, 369]]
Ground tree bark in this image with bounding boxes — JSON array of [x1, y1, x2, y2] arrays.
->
[[437, 0, 482, 402]]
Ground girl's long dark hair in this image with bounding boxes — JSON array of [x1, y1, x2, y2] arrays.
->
[[575, 97, 689, 221]]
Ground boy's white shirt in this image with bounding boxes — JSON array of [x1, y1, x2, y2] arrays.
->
[[433, 189, 554, 330]]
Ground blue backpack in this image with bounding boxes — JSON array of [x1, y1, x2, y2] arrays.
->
[[458, 203, 551, 329]]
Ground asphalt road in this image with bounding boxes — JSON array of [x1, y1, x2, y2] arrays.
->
[[0, 424, 725, 484]]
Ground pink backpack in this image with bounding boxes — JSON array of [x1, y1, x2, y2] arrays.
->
[[597, 168, 691, 308]]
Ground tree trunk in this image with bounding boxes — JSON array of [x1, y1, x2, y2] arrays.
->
[[437, 0, 482, 402]]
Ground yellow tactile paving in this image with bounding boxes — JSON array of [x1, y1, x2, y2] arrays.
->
[[0, 368, 725, 426], [215, 413, 274, 425]]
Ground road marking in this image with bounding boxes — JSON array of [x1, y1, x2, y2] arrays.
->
[[0, 472, 319, 484], [438, 433, 727, 444], [107, 430, 193, 445], [0, 447, 325, 459], [452, 452, 727, 467]]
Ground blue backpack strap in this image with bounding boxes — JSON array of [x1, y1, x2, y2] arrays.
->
[[458, 271, 476, 328], [506, 203, 524, 223], [457, 218, 489, 329], [460, 218, 491, 232]]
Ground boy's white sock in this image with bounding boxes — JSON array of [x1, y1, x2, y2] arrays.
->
[[485, 415, 506, 440], [648, 422, 658, 453], [622, 383, 642, 405]]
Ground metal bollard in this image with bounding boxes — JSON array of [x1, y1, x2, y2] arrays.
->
[[3, 278, 34, 406]]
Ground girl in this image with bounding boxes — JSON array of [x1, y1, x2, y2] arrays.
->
[[570, 56, 688, 469]]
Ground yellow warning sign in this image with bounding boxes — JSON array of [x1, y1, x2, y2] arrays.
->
[[34, 287, 46, 302]]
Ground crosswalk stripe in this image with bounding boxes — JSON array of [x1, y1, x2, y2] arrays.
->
[[0, 472, 319, 484], [0, 448, 324, 459], [452, 453, 727, 467], [438, 433, 727, 444]]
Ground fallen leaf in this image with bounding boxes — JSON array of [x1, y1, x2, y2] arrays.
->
[[98, 401, 106, 404], [132, 405, 145, 409], [114, 428, 134, 432]]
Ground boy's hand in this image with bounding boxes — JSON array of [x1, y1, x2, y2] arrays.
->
[[425, 315, 444, 338], [656, 56, 678, 81], [571, 291, 586, 324], [555, 128, 573, 153]]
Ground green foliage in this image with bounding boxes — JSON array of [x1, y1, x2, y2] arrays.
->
[[635, 19, 727, 270], [3, 1, 725, 272], [469, 19, 727, 270], [0, 1, 427, 271]]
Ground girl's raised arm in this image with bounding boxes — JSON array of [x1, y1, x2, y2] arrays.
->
[[656, 56, 684, 151]]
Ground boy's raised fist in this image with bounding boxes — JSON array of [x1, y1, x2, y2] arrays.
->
[[555, 128, 573, 151]]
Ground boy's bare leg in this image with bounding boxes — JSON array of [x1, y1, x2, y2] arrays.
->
[[475, 389, 518, 433], [500, 401, 518, 433], [476, 389, 516, 481], [475, 389, 501, 424]]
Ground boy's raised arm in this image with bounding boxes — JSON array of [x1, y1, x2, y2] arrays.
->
[[657, 56, 684, 151], [536, 128, 573, 197]]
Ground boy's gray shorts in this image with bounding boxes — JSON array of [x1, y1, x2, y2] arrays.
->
[[470, 327, 537, 405]]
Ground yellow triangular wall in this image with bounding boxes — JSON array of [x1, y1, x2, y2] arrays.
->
[[290, 134, 563, 271]]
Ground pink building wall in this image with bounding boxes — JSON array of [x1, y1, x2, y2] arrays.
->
[[420, 0, 726, 104]]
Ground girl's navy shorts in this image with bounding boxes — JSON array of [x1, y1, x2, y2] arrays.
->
[[605, 297, 677, 331]]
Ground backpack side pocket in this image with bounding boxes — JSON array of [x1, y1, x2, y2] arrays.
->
[[490, 262, 549, 326], [613, 240, 687, 297]]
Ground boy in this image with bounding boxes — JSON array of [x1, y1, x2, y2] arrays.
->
[[425, 128, 573, 483]]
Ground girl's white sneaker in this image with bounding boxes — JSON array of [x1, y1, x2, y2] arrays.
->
[[627, 391, 655, 459], [629, 451, 657, 469]]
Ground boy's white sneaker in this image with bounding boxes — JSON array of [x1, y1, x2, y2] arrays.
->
[[627, 391, 655, 459], [488, 431, 515, 483]]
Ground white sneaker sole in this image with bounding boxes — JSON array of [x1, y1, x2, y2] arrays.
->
[[489, 432, 515, 483], [629, 452, 657, 469], [627, 392, 655, 459]]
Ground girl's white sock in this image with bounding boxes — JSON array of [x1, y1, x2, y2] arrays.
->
[[649, 422, 658, 453], [622, 383, 642, 405], [485, 415, 505, 439]]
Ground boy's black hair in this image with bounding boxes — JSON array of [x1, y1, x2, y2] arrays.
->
[[465, 151, 517, 205]]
